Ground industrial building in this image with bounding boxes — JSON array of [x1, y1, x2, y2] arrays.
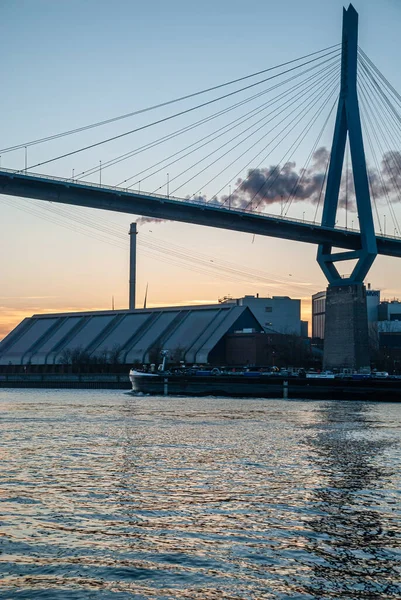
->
[[376, 300, 401, 351], [219, 294, 307, 336], [0, 304, 264, 368]]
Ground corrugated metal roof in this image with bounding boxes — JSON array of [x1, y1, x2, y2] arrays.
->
[[0, 304, 262, 366]]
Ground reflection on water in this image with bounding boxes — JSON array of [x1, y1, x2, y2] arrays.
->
[[304, 402, 400, 598], [0, 390, 400, 599]]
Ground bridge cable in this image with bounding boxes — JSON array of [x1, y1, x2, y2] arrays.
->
[[249, 87, 338, 212], [359, 111, 384, 235], [281, 97, 337, 217], [196, 70, 339, 205], [0, 44, 340, 154], [359, 98, 400, 235], [78, 57, 340, 184], [191, 69, 339, 201], [358, 54, 401, 147], [359, 88, 400, 234], [118, 61, 340, 188], [358, 47, 401, 112], [312, 155, 330, 224], [0, 195, 311, 290], [213, 75, 339, 210], [359, 68, 401, 202], [15, 52, 342, 173], [359, 72, 401, 206], [166, 67, 339, 197]]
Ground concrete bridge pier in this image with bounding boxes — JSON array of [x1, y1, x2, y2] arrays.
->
[[323, 283, 370, 371]]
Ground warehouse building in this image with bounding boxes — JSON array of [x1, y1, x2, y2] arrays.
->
[[0, 304, 263, 368]]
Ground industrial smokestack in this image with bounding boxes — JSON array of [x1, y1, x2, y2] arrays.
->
[[129, 222, 137, 310]]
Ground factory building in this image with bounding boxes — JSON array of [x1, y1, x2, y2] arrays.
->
[[378, 299, 401, 327], [219, 294, 307, 336], [0, 304, 263, 368], [377, 300, 401, 350]]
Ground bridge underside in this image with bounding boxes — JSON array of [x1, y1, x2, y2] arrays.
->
[[1, 170, 401, 257]]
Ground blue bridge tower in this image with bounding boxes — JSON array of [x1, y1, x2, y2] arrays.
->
[[318, 4, 375, 370]]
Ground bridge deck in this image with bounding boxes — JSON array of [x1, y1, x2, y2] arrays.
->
[[1, 168, 400, 257]]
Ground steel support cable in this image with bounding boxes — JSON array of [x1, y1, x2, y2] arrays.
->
[[72, 56, 341, 182], [208, 77, 339, 206], [188, 70, 340, 202], [214, 75, 339, 210], [359, 112, 384, 234], [359, 67, 401, 233], [313, 155, 330, 224], [0, 195, 253, 284], [282, 98, 337, 216], [17, 53, 341, 174], [248, 86, 338, 212], [358, 47, 401, 112], [2, 195, 274, 284], [192, 70, 340, 200], [358, 56, 401, 145], [44, 196, 309, 285], [139, 233, 294, 283], [249, 87, 338, 212], [359, 63, 401, 162], [357, 102, 383, 233], [138, 234, 309, 287], [137, 247, 292, 286], [358, 54, 401, 132], [1, 188, 311, 288], [0, 196, 303, 288], [82, 59, 340, 186], [359, 74, 401, 205], [137, 238, 290, 284], [0, 45, 341, 154], [0, 197, 127, 250], [359, 87, 400, 231], [359, 89, 400, 233], [136, 251, 271, 285], [119, 61, 340, 189], [165, 68, 340, 197], [359, 71, 401, 198]]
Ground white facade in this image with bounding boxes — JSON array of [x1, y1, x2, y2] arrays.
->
[[221, 295, 302, 335], [366, 289, 380, 322], [378, 300, 401, 332]]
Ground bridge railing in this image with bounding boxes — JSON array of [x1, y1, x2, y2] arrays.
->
[[1, 167, 397, 239]]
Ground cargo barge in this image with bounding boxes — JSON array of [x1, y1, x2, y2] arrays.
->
[[129, 369, 401, 401]]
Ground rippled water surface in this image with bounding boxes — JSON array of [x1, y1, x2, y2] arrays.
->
[[0, 390, 400, 599]]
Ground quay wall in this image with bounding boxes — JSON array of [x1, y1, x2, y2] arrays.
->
[[0, 373, 131, 390]]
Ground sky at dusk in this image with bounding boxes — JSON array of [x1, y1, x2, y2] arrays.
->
[[1, 0, 401, 340]]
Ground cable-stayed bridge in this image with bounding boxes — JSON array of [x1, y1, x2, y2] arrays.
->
[[1, 5, 401, 295]]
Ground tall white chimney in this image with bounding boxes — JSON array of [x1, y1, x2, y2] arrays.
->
[[129, 222, 137, 310]]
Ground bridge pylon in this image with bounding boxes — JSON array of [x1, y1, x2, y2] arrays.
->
[[318, 4, 375, 371]]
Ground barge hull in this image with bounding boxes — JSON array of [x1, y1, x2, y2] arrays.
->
[[130, 374, 401, 401]]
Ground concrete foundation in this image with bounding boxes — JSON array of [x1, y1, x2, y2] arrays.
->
[[323, 283, 370, 371]]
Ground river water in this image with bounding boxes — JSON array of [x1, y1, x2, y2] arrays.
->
[[0, 390, 400, 599]]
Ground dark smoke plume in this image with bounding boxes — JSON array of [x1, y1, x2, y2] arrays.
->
[[136, 147, 401, 225]]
